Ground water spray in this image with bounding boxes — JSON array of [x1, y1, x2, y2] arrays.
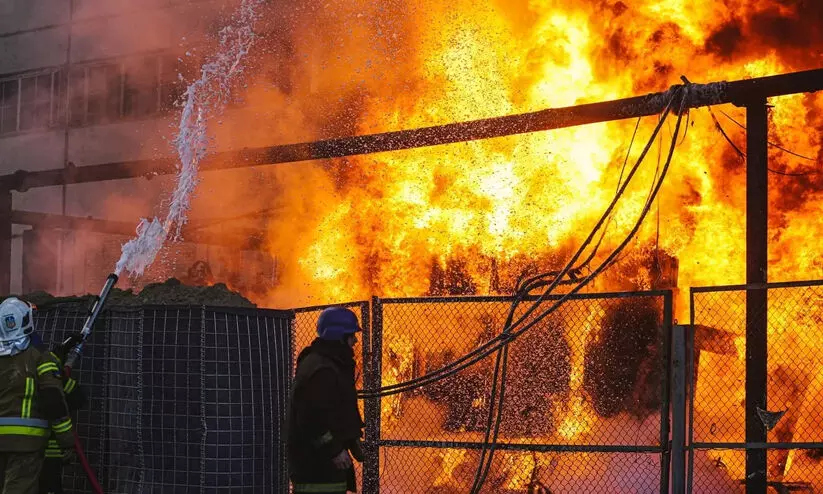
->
[[58, 3, 264, 492]]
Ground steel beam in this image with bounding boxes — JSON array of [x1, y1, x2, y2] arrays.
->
[[745, 99, 769, 494], [9, 210, 265, 250], [672, 325, 687, 494], [1, 69, 821, 192]]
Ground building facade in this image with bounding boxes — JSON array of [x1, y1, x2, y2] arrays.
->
[[0, 0, 277, 299]]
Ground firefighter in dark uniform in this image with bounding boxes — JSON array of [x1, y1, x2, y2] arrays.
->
[[288, 307, 365, 494], [39, 336, 86, 494], [0, 298, 76, 494]]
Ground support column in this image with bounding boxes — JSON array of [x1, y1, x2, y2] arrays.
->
[[362, 296, 383, 494], [0, 188, 10, 295], [745, 99, 768, 494], [672, 325, 687, 494]]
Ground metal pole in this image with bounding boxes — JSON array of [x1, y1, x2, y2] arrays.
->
[[3, 69, 822, 192], [58, 0, 74, 296], [672, 325, 687, 494], [362, 296, 383, 494], [745, 98, 768, 494], [660, 292, 674, 494], [0, 188, 11, 295], [687, 294, 696, 494]]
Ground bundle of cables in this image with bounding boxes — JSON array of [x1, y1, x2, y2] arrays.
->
[[358, 83, 693, 491]]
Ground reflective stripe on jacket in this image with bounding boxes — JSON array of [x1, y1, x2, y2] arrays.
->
[[0, 346, 74, 452], [293, 481, 348, 493]]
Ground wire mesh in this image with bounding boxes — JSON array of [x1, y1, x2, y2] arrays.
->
[[690, 280, 823, 493], [33, 303, 293, 494], [375, 446, 664, 492], [373, 292, 671, 493]]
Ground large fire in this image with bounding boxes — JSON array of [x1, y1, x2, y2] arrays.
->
[[199, 0, 823, 490], [230, 0, 823, 312]]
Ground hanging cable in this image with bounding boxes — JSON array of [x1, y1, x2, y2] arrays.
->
[[718, 109, 817, 162], [511, 116, 643, 295], [707, 107, 819, 177], [357, 86, 682, 400], [469, 87, 690, 492]]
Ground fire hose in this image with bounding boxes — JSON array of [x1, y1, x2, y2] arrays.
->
[[61, 273, 119, 494]]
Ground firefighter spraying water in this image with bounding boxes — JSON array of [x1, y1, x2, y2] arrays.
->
[[0, 298, 77, 494], [6, 2, 269, 491]]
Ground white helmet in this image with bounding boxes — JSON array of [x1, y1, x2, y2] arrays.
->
[[0, 297, 34, 356]]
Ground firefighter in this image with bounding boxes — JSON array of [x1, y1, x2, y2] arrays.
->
[[38, 334, 86, 494], [0, 298, 76, 494], [288, 307, 365, 494]]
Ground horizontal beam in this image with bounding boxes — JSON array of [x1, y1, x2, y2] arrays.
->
[[1, 68, 821, 192], [10, 210, 266, 250]]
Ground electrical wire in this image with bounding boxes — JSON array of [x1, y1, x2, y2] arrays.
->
[[707, 107, 819, 177], [357, 87, 683, 400], [719, 109, 817, 162], [469, 87, 689, 492]]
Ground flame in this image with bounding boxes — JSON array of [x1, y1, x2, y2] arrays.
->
[[433, 448, 467, 487], [557, 308, 598, 440], [380, 334, 415, 431], [206, 0, 823, 489], [253, 0, 823, 314]]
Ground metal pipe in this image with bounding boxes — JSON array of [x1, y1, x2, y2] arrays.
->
[[10, 210, 265, 250], [672, 325, 687, 494], [745, 99, 769, 494], [1, 69, 821, 192]]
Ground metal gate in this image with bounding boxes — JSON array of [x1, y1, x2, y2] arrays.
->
[[292, 291, 674, 493], [689, 280, 823, 493]]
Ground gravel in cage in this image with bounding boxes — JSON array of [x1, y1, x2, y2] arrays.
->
[[15, 277, 255, 308]]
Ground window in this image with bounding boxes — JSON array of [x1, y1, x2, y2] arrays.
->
[[85, 64, 121, 125], [160, 55, 187, 113], [124, 56, 160, 118], [18, 74, 53, 131], [0, 50, 192, 137], [0, 71, 64, 135], [67, 67, 86, 127], [0, 79, 18, 134]]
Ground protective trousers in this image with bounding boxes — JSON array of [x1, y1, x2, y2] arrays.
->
[[38, 457, 63, 494], [0, 451, 44, 494]]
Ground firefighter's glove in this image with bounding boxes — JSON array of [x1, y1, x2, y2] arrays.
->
[[61, 448, 78, 465], [55, 333, 83, 363], [331, 450, 352, 470], [348, 439, 365, 463], [54, 429, 75, 451]]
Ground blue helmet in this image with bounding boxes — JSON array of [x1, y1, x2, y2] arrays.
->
[[316, 307, 361, 341]]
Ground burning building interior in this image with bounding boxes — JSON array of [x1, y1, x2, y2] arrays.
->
[[0, 0, 822, 492]]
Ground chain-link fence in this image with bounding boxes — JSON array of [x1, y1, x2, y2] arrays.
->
[[362, 291, 673, 493], [689, 280, 823, 493], [34, 303, 293, 494]]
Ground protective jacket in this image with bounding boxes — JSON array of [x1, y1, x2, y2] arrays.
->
[[44, 351, 85, 460], [0, 346, 75, 453], [288, 338, 364, 493]]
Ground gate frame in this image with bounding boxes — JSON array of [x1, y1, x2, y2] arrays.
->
[[363, 289, 673, 494], [687, 278, 823, 493]]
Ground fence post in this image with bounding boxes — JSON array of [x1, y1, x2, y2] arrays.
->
[[745, 98, 769, 494], [660, 291, 673, 494], [672, 324, 687, 494], [362, 297, 383, 494]]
